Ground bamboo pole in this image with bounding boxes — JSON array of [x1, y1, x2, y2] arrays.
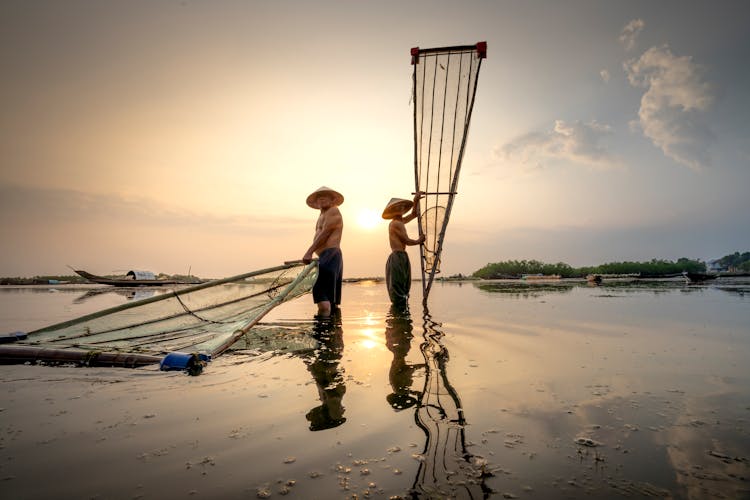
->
[[0, 345, 161, 367]]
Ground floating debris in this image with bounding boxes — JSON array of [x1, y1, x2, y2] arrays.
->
[[574, 436, 603, 447], [707, 450, 748, 464]]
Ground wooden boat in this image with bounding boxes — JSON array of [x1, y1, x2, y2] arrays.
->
[[586, 274, 603, 285], [638, 272, 684, 279], [73, 269, 178, 286], [683, 272, 717, 283]]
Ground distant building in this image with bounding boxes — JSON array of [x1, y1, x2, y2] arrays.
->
[[707, 259, 727, 273]]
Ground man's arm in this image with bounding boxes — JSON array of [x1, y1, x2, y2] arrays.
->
[[392, 220, 425, 246], [402, 192, 423, 224]]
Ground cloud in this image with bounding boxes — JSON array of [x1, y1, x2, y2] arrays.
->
[[495, 120, 617, 171], [624, 44, 714, 170], [600, 69, 611, 83], [0, 185, 306, 231], [619, 19, 645, 51]]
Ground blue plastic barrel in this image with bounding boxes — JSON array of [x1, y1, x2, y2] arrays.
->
[[159, 352, 211, 375]]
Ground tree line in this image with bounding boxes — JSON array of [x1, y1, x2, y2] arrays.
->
[[472, 257, 710, 279], [715, 251, 750, 272]]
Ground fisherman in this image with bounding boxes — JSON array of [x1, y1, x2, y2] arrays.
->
[[303, 186, 344, 317], [382, 193, 425, 308]]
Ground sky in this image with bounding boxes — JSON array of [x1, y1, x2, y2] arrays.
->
[[1, 0, 749, 279]]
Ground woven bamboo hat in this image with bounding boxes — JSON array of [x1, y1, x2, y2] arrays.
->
[[382, 198, 413, 219], [306, 186, 344, 209]]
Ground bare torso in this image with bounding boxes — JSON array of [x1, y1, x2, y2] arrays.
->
[[312, 206, 343, 255], [389, 219, 409, 252]]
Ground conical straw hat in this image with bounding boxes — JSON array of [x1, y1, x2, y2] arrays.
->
[[382, 198, 413, 219], [306, 186, 344, 209]]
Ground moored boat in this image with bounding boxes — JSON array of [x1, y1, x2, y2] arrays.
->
[[73, 269, 178, 286], [683, 271, 718, 283], [587, 274, 603, 285]]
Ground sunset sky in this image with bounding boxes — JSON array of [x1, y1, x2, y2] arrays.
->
[[2, 0, 749, 279]]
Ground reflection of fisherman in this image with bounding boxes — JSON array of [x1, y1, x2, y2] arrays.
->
[[385, 306, 424, 411], [383, 193, 425, 309], [304, 312, 347, 431]]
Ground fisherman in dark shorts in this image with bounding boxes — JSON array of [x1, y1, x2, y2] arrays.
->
[[382, 193, 424, 309], [303, 186, 344, 317]]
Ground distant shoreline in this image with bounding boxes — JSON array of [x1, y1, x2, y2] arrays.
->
[[4, 272, 750, 288]]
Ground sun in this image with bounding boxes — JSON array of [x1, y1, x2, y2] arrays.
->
[[356, 209, 381, 230]]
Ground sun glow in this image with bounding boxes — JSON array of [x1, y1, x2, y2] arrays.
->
[[358, 327, 382, 350], [356, 209, 382, 230]]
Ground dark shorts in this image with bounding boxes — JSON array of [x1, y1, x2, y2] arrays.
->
[[386, 250, 411, 306], [313, 247, 343, 305]]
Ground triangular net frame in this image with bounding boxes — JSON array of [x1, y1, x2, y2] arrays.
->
[[412, 42, 486, 302]]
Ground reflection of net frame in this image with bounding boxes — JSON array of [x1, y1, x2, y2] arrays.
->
[[411, 42, 486, 302], [411, 309, 491, 497]]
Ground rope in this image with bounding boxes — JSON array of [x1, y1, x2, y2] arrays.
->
[[174, 291, 230, 325]]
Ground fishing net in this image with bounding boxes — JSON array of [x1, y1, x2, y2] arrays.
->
[[14, 261, 317, 359], [420, 206, 445, 273], [412, 42, 486, 300]]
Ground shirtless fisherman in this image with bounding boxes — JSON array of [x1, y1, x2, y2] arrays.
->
[[303, 186, 344, 317], [382, 193, 425, 308]]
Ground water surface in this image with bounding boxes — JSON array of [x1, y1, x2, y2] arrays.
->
[[1, 279, 749, 498]]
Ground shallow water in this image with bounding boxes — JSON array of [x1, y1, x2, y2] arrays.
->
[[1, 278, 749, 498]]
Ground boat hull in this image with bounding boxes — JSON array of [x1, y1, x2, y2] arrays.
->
[[74, 270, 177, 287]]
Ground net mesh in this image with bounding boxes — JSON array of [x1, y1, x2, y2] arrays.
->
[[21, 262, 317, 357], [420, 206, 445, 273], [413, 43, 484, 299]]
